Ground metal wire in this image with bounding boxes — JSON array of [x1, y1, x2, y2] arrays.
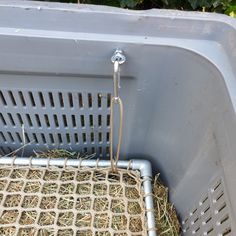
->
[[110, 97, 124, 172]]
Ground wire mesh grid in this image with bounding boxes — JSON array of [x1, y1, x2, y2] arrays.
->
[[0, 165, 147, 236]]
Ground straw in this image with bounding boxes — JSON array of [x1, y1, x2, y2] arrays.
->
[[0, 227, 16, 236], [153, 174, 181, 236], [0, 148, 181, 235]]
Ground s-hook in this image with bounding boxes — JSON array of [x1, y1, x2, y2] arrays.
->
[[110, 50, 126, 172]]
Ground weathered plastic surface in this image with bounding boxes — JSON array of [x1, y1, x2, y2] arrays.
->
[[0, 1, 236, 235]]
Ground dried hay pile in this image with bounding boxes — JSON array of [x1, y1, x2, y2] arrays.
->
[[0, 149, 180, 235]]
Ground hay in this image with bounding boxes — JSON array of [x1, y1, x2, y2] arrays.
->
[[0, 227, 16, 236], [18, 227, 36, 236], [40, 196, 57, 209], [27, 169, 43, 179], [42, 183, 58, 194], [38, 212, 55, 226], [58, 229, 74, 236], [0, 180, 7, 191], [4, 194, 21, 207], [43, 170, 59, 181], [37, 228, 54, 236], [129, 217, 143, 232], [22, 195, 39, 208], [58, 196, 74, 209], [59, 183, 75, 195], [10, 169, 27, 179], [76, 197, 91, 210], [24, 181, 41, 193], [153, 174, 181, 236], [0, 169, 10, 178], [57, 212, 74, 226], [76, 230, 92, 236], [61, 170, 75, 181], [19, 211, 37, 225], [0, 147, 181, 235], [35, 149, 77, 158], [7, 180, 23, 192], [0, 210, 18, 224]]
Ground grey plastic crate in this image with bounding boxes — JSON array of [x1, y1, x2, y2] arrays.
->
[[0, 1, 236, 235]]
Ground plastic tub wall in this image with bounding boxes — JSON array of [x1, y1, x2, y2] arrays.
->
[[0, 1, 235, 235]]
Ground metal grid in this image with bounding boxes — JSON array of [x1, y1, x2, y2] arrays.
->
[[182, 177, 232, 236], [0, 165, 147, 236]]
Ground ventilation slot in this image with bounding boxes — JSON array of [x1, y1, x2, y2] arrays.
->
[[49, 133, 55, 144], [26, 114, 33, 127], [41, 133, 46, 144], [98, 132, 102, 143], [62, 115, 68, 128], [32, 133, 39, 144], [44, 114, 50, 128], [18, 91, 26, 106], [74, 133, 79, 144], [107, 114, 110, 126], [98, 93, 102, 108], [0, 113, 6, 126], [106, 146, 109, 156], [91, 147, 95, 154], [16, 133, 22, 143], [68, 93, 73, 108], [88, 93, 92, 108], [82, 133, 87, 144], [107, 93, 111, 107], [57, 133, 63, 145], [219, 215, 229, 225], [17, 113, 24, 126], [217, 202, 227, 214], [182, 178, 232, 236], [59, 92, 64, 107], [48, 92, 55, 107], [80, 115, 85, 128], [35, 114, 42, 127], [89, 115, 93, 127], [7, 132, 14, 143], [66, 133, 71, 144], [90, 133, 94, 143], [7, 113, 15, 126], [98, 146, 102, 157], [206, 227, 213, 235], [38, 92, 45, 107], [98, 115, 102, 127], [8, 91, 16, 106], [28, 91, 36, 107], [53, 115, 59, 128], [205, 216, 212, 225], [222, 228, 231, 236], [71, 115, 76, 128], [0, 91, 7, 106], [24, 133, 30, 143], [0, 132, 7, 142], [78, 93, 83, 108]]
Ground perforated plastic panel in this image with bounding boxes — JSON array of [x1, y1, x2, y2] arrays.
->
[[182, 177, 233, 236], [0, 88, 111, 157]]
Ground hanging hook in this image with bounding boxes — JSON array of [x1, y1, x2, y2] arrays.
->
[[111, 49, 126, 100], [110, 49, 126, 172]]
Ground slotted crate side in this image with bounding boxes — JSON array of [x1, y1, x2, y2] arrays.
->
[[0, 75, 115, 157], [0, 1, 236, 235], [182, 177, 233, 236]]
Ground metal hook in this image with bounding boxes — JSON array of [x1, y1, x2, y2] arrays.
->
[[111, 50, 126, 100]]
